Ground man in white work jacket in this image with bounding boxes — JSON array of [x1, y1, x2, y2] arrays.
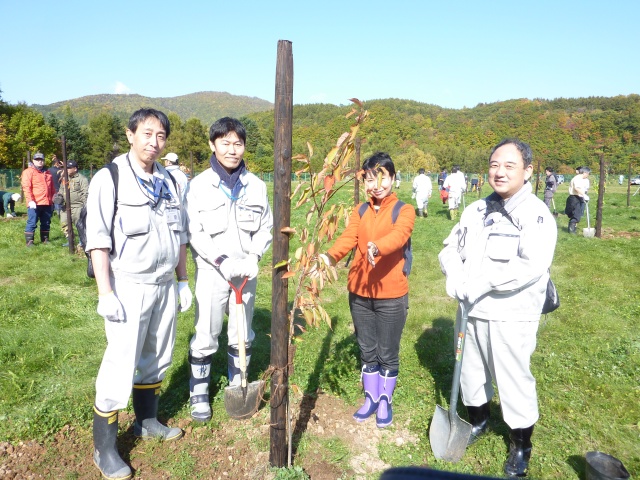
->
[[185, 117, 273, 422], [438, 138, 557, 477], [85, 108, 193, 480]]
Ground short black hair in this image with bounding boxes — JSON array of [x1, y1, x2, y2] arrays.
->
[[128, 108, 171, 138], [418, 168, 425, 174], [490, 138, 533, 167], [209, 117, 246, 144], [362, 152, 396, 178]]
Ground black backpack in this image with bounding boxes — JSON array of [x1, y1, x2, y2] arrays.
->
[[358, 200, 413, 276], [77, 163, 119, 278]]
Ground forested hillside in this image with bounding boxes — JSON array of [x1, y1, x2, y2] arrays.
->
[[1, 90, 638, 176], [33, 91, 273, 128]]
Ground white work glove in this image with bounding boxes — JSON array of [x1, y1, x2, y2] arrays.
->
[[583, 194, 589, 202], [234, 254, 260, 279], [97, 291, 125, 322], [218, 258, 236, 281], [366, 242, 379, 268], [445, 276, 463, 299], [177, 281, 193, 312], [28, 201, 36, 209], [411, 192, 416, 199], [452, 280, 487, 305]]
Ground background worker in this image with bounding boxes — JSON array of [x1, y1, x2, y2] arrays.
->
[[185, 117, 273, 422], [0, 191, 21, 217], [57, 160, 89, 248], [442, 165, 466, 220], [439, 138, 557, 477], [162, 152, 189, 202], [48, 155, 64, 217], [324, 152, 415, 429], [565, 166, 590, 234], [543, 167, 557, 209], [21, 152, 55, 246], [85, 108, 192, 480], [412, 168, 432, 217]]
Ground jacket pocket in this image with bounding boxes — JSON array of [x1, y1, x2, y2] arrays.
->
[[200, 201, 227, 235], [486, 232, 520, 261], [237, 204, 263, 233], [117, 204, 151, 236]]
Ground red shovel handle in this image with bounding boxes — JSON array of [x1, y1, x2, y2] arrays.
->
[[228, 277, 248, 305]]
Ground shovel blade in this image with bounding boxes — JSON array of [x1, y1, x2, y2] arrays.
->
[[224, 380, 265, 420], [583, 228, 595, 238], [429, 404, 473, 463]]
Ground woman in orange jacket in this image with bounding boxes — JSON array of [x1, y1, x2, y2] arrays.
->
[[21, 153, 55, 246], [326, 152, 415, 428]]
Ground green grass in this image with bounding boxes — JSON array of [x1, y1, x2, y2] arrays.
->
[[0, 180, 639, 479]]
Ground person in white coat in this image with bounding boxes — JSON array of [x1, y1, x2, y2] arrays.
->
[[185, 117, 273, 422], [442, 165, 466, 220], [162, 152, 189, 202], [85, 108, 193, 480], [438, 139, 557, 477], [411, 168, 432, 217]]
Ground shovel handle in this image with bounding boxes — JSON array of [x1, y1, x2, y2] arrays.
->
[[449, 302, 469, 422], [229, 278, 249, 388]]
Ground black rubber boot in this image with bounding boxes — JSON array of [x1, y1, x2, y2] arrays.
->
[[466, 402, 490, 445], [422, 207, 428, 218], [504, 425, 534, 477], [189, 352, 213, 422], [568, 221, 577, 234], [132, 383, 183, 441], [40, 230, 50, 244], [93, 407, 132, 480], [418, 209, 424, 218], [25, 232, 35, 247]]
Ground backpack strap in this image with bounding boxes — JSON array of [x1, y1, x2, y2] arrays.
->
[[358, 202, 368, 218], [104, 163, 119, 255]]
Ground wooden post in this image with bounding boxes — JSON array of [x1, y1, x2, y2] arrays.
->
[[190, 151, 194, 179], [61, 136, 75, 253], [595, 153, 605, 238], [270, 39, 293, 468], [535, 159, 541, 196], [627, 161, 632, 207]]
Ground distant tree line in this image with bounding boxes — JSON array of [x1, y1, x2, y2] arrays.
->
[[1, 89, 638, 177]]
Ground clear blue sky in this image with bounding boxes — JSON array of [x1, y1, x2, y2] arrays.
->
[[1, 0, 638, 110]]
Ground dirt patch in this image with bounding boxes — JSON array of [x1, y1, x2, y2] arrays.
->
[[0, 392, 418, 479]]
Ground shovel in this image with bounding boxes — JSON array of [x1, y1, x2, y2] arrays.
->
[[429, 302, 472, 462], [224, 277, 265, 419], [551, 198, 559, 218], [583, 201, 595, 238]]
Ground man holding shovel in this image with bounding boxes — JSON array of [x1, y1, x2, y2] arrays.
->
[[565, 167, 590, 234], [185, 117, 273, 422], [543, 167, 557, 211], [438, 138, 557, 477]]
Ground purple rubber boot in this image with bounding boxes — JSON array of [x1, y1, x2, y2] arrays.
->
[[376, 369, 398, 428], [353, 364, 380, 422]]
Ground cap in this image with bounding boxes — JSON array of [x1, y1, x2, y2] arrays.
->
[[11, 193, 21, 201], [33, 152, 45, 160], [161, 152, 179, 164], [66, 160, 78, 168]]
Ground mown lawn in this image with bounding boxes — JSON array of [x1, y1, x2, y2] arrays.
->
[[0, 180, 638, 479]]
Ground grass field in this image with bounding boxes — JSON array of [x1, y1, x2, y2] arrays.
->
[[0, 179, 638, 479]]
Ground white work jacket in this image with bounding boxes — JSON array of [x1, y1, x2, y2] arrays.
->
[[186, 168, 273, 270], [439, 183, 557, 321]]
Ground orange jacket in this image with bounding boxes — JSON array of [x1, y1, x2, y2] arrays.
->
[[21, 165, 55, 205], [327, 194, 415, 299]]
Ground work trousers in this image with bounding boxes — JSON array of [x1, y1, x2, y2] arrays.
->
[[544, 190, 554, 208], [349, 293, 408, 372], [448, 193, 461, 210], [95, 277, 178, 412], [25, 205, 53, 233], [415, 194, 429, 210], [458, 316, 539, 429], [189, 268, 257, 359]]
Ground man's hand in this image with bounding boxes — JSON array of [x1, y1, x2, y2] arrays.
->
[[28, 201, 36, 209], [177, 281, 193, 312], [234, 255, 259, 279], [219, 258, 236, 281], [97, 291, 125, 322], [583, 194, 589, 202]]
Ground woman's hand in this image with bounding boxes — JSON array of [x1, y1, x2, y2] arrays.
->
[[367, 242, 379, 268]]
